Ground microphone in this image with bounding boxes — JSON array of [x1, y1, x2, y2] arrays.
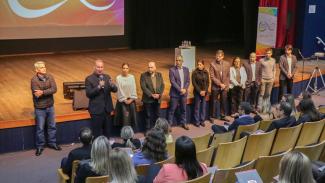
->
[[99, 75, 104, 88], [298, 49, 304, 60]]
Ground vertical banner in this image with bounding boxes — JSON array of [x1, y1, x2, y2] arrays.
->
[[256, 7, 278, 56]]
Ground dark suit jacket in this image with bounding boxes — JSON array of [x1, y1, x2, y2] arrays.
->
[[279, 55, 298, 80], [140, 71, 164, 103], [292, 113, 321, 127], [266, 116, 296, 132], [62, 145, 91, 176], [169, 66, 190, 98], [209, 60, 230, 90], [243, 61, 262, 86], [191, 68, 209, 95], [85, 73, 117, 115], [228, 115, 255, 131]]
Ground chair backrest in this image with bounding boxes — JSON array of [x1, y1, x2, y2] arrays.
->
[[135, 164, 151, 176], [85, 176, 109, 183], [183, 173, 212, 183], [294, 140, 325, 161], [254, 151, 289, 183], [196, 146, 215, 167], [214, 136, 247, 169], [296, 120, 325, 146], [271, 123, 302, 155], [234, 121, 260, 140], [192, 133, 211, 152], [242, 130, 276, 163], [319, 107, 325, 114], [57, 169, 69, 183], [166, 142, 175, 156], [213, 160, 256, 183], [258, 120, 273, 131], [155, 156, 175, 166], [210, 131, 233, 148], [319, 119, 325, 143], [70, 160, 80, 183]]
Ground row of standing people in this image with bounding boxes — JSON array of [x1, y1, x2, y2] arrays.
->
[[30, 45, 297, 155]]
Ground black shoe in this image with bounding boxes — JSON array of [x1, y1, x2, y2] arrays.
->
[[181, 124, 190, 130], [35, 148, 44, 156], [194, 123, 200, 127], [48, 144, 62, 151], [209, 118, 215, 124], [200, 122, 206, 127]]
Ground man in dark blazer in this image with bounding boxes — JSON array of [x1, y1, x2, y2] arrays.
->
[[209, 50, 230, 120], [85, 59, 117, 137], [243, 52, 262, 109], [266, 102, 296, 132], [278, 44, 297, 101], [168, 55, 190, 130], [211, 102, 255, 133], [140, 61, 165, 130], [61, 127, 93, 176]]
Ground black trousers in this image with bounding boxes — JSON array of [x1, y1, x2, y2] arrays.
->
[[90, 113, 112, 138], [210, 89, 228, 118], [244, 82, 260, 108], [230, 86, 243, 114], [279, 78, 293, 101], [143, 101, 161, 130]]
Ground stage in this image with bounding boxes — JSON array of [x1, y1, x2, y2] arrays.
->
[[0, 47, 325, 129]]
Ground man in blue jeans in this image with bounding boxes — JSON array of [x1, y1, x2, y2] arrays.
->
[[31, 61, 61, 156]]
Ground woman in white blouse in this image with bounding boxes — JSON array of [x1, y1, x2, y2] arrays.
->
[[114, 63, 138, 130], [229, 57, 247, 114]]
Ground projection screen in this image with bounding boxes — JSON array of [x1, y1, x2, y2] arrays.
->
[[0, 0, 124, 39]]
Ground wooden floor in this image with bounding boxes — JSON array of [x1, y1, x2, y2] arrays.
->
[[0, 47, 324, 128]]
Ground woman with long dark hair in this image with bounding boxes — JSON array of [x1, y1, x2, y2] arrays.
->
[[153, 136, 208, 182], [295, 98, 321, 125]]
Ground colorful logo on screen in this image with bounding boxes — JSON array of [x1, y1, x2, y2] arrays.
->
[[7, 0, 117, 19]]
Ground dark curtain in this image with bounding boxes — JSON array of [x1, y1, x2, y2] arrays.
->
[[243, 0, 259, 57], [126, 0, 247, 50]]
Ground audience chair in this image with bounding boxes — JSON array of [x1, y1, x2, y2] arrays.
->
[[319, 121, 325, 143], [242, 129, 276, 163], [213, 136, 247, 169], [271, 123, 302, 155], [296, 120, 325, 146], [85, 175, 109, 183], [258, 120, 273, 131], [166, 142, 175, 156], [319, 106, 325, 114], [233, 121, 260, 140], [294, 140, 325, 161], [155, 156, 175, 166], [57, 169, 69, 183], [197, 146, 215, 167], [135, 164, 151, 176], [183, 173, 212, 183], [70, 160, 80, 183], [192, 132, 211, 152], [210, 131, 233, 148], [254, 151, 289, 183], [212, 160, 256, 183]]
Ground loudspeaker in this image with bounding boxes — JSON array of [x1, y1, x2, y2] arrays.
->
[[73, 89, 89, 110]]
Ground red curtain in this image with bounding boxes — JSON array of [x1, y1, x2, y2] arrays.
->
[[258, 0, 296, 48]]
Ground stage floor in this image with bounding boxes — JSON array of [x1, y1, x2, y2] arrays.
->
[[0, 47, 324, 128]]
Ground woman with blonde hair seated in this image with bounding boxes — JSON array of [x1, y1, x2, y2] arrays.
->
[[75, 136, 111, 183], [154, 118, 173, 143], [112, 126, 141, 150], [278, 151, 315, 183], [108, 148, 139, 183]]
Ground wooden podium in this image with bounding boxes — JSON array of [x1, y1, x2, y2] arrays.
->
[[175, 46, 196, 71]]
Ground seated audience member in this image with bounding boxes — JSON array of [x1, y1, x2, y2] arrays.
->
[[61, 127, 93, 176], [293, 99, 322, 126], [108, 148, 140, 183], [285, 94, 297, 116], [211, 102, 255, 133], [75, 136, 111, 183], [266, 102, 296, 132], [132, 128, 167, 166], [154, 118, 173, 143], [278, 151, 315, 183], [153, 136, 208, 183], [112, 126, 141, 150]]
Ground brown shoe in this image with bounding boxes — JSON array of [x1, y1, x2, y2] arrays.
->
[[181, 124, 189, 130]]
